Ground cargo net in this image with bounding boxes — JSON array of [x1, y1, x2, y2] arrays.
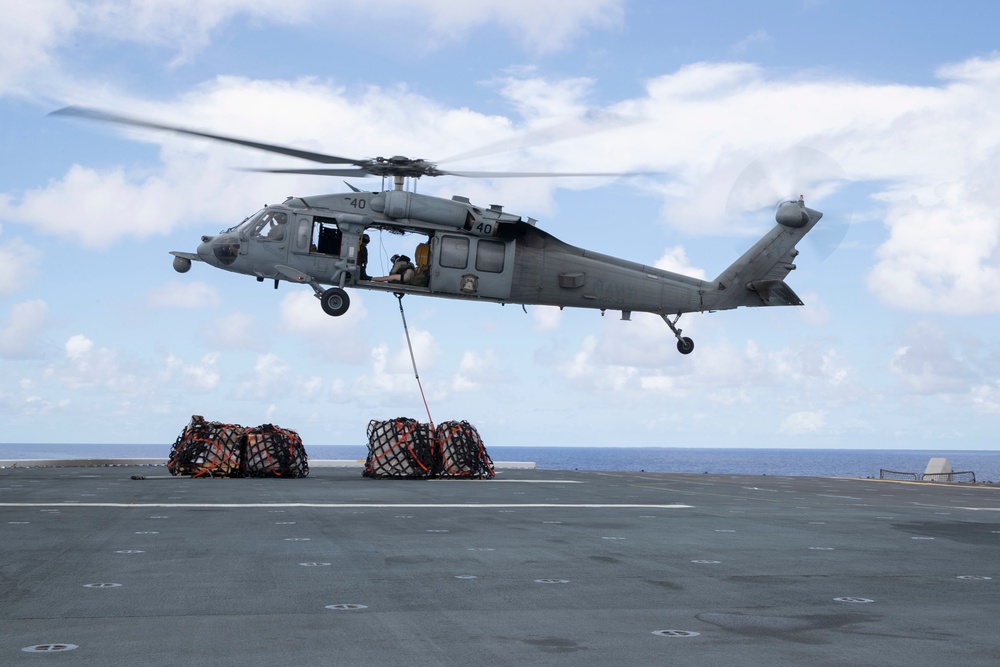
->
[[364, 418, 435, 479], [168, 415, 308, 478], [436, 421, 494, 479], [168, 416, 245, 478], [364, 418, 494, 479], [244, 424, 309, 478]]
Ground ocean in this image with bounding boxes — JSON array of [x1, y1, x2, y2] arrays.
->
[[1, 444, 998, 483]]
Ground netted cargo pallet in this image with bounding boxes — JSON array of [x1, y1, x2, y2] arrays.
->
[[364, 418, 436, 479], [435, 421, 494, 479], [244, 424, 309, 478], [168, 415, 245, 478], [168, 416, 308, 478]]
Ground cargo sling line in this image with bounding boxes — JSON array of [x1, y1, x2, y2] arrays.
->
[[395, 293, 434, 429]]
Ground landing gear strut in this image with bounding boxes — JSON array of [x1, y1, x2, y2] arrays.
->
[[662, 313, 694, 355]]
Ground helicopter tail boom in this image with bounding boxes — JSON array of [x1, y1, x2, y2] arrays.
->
[[706, 199, 822, 310]]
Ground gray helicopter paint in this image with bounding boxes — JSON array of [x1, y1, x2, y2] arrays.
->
[[188, 195, 820, 348], [508, 225, 706, 314]]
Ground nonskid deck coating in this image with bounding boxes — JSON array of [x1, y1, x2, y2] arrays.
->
[[2, 466, 998, 666]]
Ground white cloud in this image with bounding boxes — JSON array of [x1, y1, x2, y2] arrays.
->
[[0, 0, 622, 96], [148, 281, 221, 308], [202, 312, 261, 350], [553, 318, 860, 407], [350, 328, 444, 404], [557, 334, 637, 390], [389, 328, 441, 375], [52, 333, 153, 395], [532, 306, 562, 332], [779, 410, 826, 435], [278, 289, 369, 361], [234, 351, 289, 400], [162, 352, 220, 392], [796, 291, 831, 327], [868, 179, 1000, 313], [970, 382, 1000, 414], [731, 29, 771, 55], [889, 322, 979, 395], [0, 238, 41, 296], [655, 245, 706, 279], [0, 0, 76, 95], [80, 0, 319, 66], [451, 349, 504, 391], [378, 0, 624, 55], [0, 300, 49, 359]]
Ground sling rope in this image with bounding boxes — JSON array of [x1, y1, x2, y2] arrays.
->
[[395, 293, 434, 430]]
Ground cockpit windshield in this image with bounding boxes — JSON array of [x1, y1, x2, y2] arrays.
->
[[222, 208, 265, 234], [231, 208, 289, 241]]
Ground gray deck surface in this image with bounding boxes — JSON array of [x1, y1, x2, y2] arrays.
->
[[2, 465, 998, 666]]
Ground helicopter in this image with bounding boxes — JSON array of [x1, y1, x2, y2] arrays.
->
[[52, 106, 824, 355]]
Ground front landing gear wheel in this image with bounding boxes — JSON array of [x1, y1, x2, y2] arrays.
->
[[320, 287, 350, 316]]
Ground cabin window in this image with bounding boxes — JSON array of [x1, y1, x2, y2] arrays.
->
[[440, 235, 469, 269], [294, 217, 311, 252], [313, 219, 342, 255], [475, 239, 505, 273]]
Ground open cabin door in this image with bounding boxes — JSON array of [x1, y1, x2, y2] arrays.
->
[[291, 215, 343, 282]]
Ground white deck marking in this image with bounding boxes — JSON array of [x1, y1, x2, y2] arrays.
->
[[0, 502, 692, 509], [470, 480, 583, 483]]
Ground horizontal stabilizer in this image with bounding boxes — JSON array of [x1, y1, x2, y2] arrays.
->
[[747, 280, 803, 307]]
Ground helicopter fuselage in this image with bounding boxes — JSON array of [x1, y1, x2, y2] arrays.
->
[[173, 190, 822, 354]]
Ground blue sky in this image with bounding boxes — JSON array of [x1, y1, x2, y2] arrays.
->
[[2, 0, 1000, 450]]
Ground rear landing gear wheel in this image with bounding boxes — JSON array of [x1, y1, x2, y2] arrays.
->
[[661, 313, 695, 355], [676, 337, 695, 355], [320, 287, 350, 316]]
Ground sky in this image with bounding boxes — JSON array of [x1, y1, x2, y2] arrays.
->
[[2, 0, 1000, 451]]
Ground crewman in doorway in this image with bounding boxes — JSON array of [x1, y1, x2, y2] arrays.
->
[[358, 233, 371, 280], [374, 254, 415, 283]]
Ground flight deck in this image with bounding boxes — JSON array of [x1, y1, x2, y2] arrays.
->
[[2, 465, 998, 666]]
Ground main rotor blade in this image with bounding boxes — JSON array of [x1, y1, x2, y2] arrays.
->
[[437, 112, 642, 165], [442, 169, 654, 178], [50, 106, 365, 166], [249, 166, 656, 179], [243, 167, 374, 177]]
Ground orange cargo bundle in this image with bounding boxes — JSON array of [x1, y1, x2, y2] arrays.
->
[[168, 415, 308, 478]]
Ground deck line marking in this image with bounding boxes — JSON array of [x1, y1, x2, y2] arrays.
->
[[468, 480, 583, 484], [0, 502, 693, 509]]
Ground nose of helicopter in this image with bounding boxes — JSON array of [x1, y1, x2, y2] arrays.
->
[[197, 236, 216, 264], [197, 236, 212, 260], [197, 234, 240, 266]]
